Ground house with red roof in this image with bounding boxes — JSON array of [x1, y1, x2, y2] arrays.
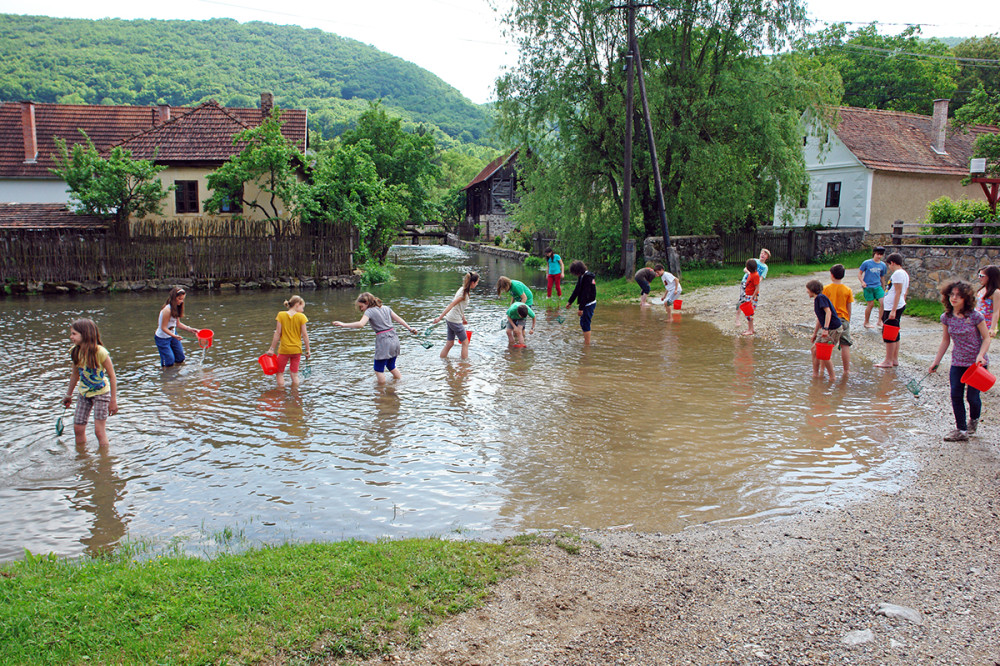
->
[[776, 100, 998, 234], [464, 149, 519, 240], [0, 93, 306, 230]]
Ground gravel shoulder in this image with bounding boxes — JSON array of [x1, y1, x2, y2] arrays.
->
[[358, 271, 1000, 666]]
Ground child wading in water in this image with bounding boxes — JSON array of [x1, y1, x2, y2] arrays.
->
[[566, 260, 597, 344], [737, 258, 760, 335], [807, 279, 843, 381], [63, 319, 118, 447], [433, 271, 479, 360], [334, 293, 418, 383], [930, 280, 991, 442], [496, 276, 534, 307], [265, 295, 310, 387], [506, 303, 536, 346]]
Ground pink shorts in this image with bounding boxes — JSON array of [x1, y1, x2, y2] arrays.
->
[[275, 353, 301, 373]]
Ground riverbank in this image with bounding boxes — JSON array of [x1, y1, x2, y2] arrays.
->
[[360, 271, 1000, 665]]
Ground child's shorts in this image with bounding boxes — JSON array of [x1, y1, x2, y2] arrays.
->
[[820, 325, 843, 348], [637, 278, 651, 295], [580, 302, 596, 332], [374, 356, 398, 373], [74, 393, 110, 425], [838, 320, 853, 348], [275, 353, 301, 373], [509, 318, 526, 329], [863, 286, 885, 302], [446, 321, 467, 341]]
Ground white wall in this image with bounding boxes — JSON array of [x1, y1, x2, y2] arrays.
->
[[775, 119, 872, 229], [0, 179, 70, 204]]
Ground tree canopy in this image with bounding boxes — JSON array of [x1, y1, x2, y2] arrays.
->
[[497, 0, 840, 272]]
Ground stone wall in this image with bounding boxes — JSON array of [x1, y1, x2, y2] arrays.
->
[[469, 213, 517, 241], [644, 235, 724, 265], [7, 274, 359, 295], [890, 246, 1000, 301], [816, 229, 866, 257], [446, 234, 530, 262]]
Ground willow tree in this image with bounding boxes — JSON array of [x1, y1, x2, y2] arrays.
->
[[496, 0, 840, 272]]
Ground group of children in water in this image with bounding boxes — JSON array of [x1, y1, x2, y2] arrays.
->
[[63, 245, 998, 447]]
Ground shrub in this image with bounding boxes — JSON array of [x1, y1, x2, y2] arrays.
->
[[921, 197, 1000, 245], [524, 256, 544, 269], [358, 259, 394, 286]]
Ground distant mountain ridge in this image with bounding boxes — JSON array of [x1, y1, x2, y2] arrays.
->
[[0, 14, 495, 147]]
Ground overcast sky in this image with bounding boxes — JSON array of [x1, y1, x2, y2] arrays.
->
[[1, 0, 999, 105]]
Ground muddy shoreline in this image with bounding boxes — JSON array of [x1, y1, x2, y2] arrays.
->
[[357, 271, 1000, 666]]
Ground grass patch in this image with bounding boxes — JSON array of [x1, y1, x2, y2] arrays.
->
[[0, 539, 522, 665], [902, 297, 944, 322]]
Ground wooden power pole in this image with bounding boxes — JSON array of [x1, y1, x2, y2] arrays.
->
[[620, 0, 635, 274]]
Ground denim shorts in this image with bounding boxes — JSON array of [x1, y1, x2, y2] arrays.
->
[[637, 278, 651, 295], [580, 302, 596, 332]]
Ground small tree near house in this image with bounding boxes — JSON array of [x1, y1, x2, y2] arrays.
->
[[203, 111, 303, 237], [51, 132, 172, 226]]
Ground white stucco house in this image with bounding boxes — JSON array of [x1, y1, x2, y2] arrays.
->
[[776, 101, 998, 235]]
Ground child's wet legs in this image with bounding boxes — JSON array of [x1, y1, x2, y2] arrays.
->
[[73, 422, 87, 446], [94, 419, 109, 448]]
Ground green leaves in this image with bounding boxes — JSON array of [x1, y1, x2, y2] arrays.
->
[[50, 132, 171, 224]]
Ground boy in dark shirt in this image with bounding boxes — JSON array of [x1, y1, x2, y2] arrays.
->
[[807, 279, 843, 380], [634, 266, 656, 307], [567, 260, 597, 345]]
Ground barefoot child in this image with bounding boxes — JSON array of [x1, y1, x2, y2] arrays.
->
[[506, 303, 536, 346], [265, 295, 310, 387], [655, 263, 681, 309], [544, 248, 565, 297], [496, 276, 534, 307], [738, 259, 760, 335], [807, 280, 843, 381], [334, 293, 418, 384], [876, 253, 908, 368], [433, 271, 479, 360], [858, 246, 888, 328], [62, 319, 118, 447], [929, 280, 991, 442], [634, 266, 656, 307], [823, 264, 854, 376], [154, 286, 202, 367], [566, 260, 596, 345]]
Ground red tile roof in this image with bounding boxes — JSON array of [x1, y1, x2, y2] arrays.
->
[[464, 149, 518, 190], [0, 100, 307, 179], [0, 203, 108, 230], [834, 106, 998, 176]]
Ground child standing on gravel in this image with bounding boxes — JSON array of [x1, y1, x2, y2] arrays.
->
[[823, 264, 854, 376], [929, 280, 991, 442], [858, 246, 888, 329], [737, 259, 760, 336]]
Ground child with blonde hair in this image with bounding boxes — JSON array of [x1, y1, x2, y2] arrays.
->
[[62, 319, 118, 447], [334, 293, 418, 383], [265, 295, 310, 387]]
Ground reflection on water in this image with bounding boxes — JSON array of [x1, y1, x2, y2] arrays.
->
[[0, 245, 918, 561]]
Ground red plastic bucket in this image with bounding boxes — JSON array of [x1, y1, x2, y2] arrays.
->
[[739, 301, 755, 317], [466, 330, 473, 342], [197, 328, 214, 349], [960, 363, 996, 392], [672, 299, 682, 310], [815, 342, 834, 361], [258, 353, 279, 376], [882, 324, 900, 341]]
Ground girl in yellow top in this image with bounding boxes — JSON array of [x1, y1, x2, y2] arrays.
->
[[62, 318, 118, 448], [266, 295, 310, 387]]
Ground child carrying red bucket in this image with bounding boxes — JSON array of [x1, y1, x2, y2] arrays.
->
[[736, 258, 760, 336], [806, 280, 843, 381], [929, 280, 992, 442]]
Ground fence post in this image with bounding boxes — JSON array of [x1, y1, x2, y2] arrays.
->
[[972, 217, 983, 247], [185, 235, 195, 278], [786, 229, 794, 262], [100, 235, 108, 281], [624, 238, 636, 277], [892, 220, 903, 246]]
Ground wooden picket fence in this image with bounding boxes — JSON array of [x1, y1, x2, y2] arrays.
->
[[1, 223, 354, 283], [719, 227, 818, 265]]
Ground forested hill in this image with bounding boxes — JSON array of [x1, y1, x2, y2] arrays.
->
[[0, 14, 495, 147]]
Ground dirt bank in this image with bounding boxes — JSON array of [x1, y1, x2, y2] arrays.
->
[[357, 271, 1000, 666]]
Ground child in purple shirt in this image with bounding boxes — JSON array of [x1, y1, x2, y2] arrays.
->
[[930, 280, 992, 442]]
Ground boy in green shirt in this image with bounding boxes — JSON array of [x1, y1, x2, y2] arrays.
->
[[505, 302, 536, 346]]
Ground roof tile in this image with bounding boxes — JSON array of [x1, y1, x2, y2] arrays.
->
[[0, 202, 109, 230]]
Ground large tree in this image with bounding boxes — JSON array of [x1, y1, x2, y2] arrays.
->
[[796, 24, 958, 115], [953, 35, 1000, 110], [496, 0, 839, 271], [51, 133, 172, 225], [203, 111, 304, 237]]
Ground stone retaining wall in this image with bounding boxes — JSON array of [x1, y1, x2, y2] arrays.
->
[[890, 245, 1000, 301], [816, 229, 866, 257], [644, 235, 724, 265], [7, 274, 359, 295], [446, 234, 531, 262]]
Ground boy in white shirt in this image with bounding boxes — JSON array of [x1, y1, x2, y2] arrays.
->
[[875, 253, 909, 368], [654, 263, 681, 310]]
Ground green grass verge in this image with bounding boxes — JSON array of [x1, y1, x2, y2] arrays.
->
[[0, 539, 522, 665], [901, 297, 944, 322]]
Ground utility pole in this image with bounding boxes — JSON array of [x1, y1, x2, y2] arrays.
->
[[620, 0, 635, 274], [619, 2, 679, 275]]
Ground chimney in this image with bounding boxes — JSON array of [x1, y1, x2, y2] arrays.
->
[[931, 98, 949, 155], [260, 92, 274, 117], [156, 104, 171, 125], [20, 101, 37, 164]]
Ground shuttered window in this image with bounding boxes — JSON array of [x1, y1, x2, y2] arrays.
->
[[175, 180, 199, 214]]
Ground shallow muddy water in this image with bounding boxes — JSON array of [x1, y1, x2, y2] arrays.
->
[[0, 245, 917, 561]]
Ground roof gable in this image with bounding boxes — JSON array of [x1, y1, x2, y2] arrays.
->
[[114, 101, 253, 162], [832, 106, 998, 176], [464, 149, 518, 190]]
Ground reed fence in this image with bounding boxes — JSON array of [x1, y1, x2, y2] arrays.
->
[[1, 224, 354, 283]]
